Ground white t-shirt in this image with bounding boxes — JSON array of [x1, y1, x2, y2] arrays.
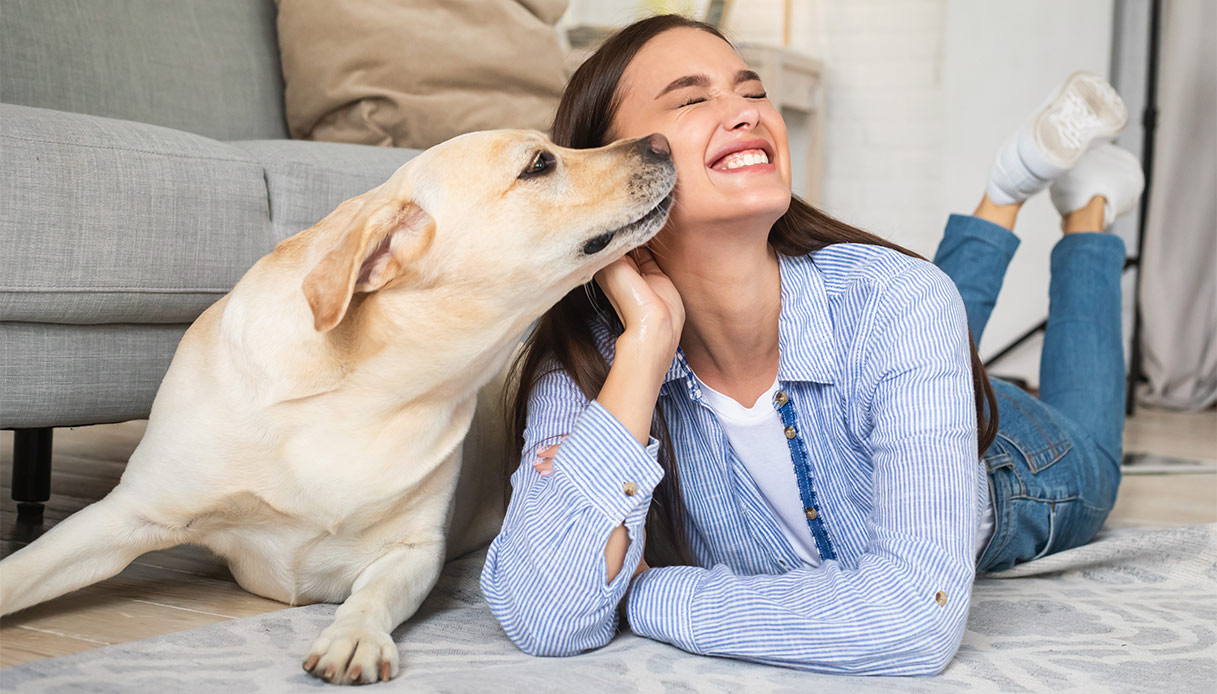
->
[[694, 374, 995, 568]]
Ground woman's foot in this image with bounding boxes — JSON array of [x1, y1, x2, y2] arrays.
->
[[972, 194, 1023, 231], [986, 71, 1128, 206], [1051, 144, 1145, 231], [1061, 195, 1107, 234]]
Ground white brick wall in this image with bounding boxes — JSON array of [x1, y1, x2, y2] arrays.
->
[[790, 0, 949, 260]]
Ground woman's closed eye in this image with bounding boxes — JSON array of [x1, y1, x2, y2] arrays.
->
[[677, 92, 768, 108]]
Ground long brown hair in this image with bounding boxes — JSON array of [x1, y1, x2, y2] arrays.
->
[[502, 14, 998, 569]]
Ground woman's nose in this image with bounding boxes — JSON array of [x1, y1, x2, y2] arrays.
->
[[723, 93, 760, 131]]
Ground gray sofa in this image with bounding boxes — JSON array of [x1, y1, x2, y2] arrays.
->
[[0, 0, 421, 513]]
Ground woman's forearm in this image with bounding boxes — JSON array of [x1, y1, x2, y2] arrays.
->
[[598, 334, 670, 444], [481, 317, 675, 654], [596, 332, 672, 584]]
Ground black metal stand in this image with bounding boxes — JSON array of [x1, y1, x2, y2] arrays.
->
[[12, 428, 53, 518], [1125, 0, 1162, 415]]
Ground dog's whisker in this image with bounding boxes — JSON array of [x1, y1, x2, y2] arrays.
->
[[645, 232, 673, 259], [583, 281, 618, 329]]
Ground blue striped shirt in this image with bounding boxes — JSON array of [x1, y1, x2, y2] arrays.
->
[[479, 244, 984, 676]]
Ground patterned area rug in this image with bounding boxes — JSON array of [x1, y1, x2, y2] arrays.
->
[[3, 524, 1215, 693]]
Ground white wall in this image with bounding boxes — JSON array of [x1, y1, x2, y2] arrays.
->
[[562, 0, 1118, 386], [940, 0, 1114, 383]]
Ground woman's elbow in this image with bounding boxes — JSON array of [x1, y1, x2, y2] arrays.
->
[[491, 607, 616, 658], [902, 612, 966, 676], [511, 627, 606, 658], [480, 568, 615, 657], [904, 640, 962, 676], [836, 601, 967, 675]]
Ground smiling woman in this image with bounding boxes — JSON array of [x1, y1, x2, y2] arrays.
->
[[500, 13, 997, 575], [480, 12, 1135, 677]]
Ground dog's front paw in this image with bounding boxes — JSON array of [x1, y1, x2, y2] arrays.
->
[[303, 619, 400, 685]]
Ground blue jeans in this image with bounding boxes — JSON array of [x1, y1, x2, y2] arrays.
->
[[932, 214, 1125, 572]]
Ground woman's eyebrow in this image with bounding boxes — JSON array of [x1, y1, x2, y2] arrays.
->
[[735, 69, 762, 84], [654, 69, 763, 98], [656, 74, 708, 98]]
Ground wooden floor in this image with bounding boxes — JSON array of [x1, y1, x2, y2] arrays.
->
[[1, 408, 1215, 668]]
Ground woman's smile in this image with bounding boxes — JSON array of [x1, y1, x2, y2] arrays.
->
[[707, 138, 776, 173]]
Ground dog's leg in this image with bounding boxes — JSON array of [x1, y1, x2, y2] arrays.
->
[[0, 489, 181, 616], [302, 539, 445, 685]]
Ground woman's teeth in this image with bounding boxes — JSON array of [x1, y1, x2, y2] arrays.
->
[[717, 149, 770, 170]]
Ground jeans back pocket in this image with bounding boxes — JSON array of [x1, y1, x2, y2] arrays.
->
[[991, 380, 1073, 474]]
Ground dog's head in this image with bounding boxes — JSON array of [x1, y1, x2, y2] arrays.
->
[[298, 129, 675, 332]]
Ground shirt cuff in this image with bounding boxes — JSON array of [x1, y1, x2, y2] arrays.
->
[[625, 564, 703, 653], [553, 399, 664, 525]]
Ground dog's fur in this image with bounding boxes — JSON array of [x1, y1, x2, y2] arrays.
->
[[0, 130, 675, 684]]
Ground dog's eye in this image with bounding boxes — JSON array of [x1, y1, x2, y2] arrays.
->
[[519, 151, 556, 179]]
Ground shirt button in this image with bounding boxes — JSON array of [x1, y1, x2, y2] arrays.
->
[[774, 391, 788, 406], [804, 507, 818, 520], [935, 591, 948, 606], [784, 425, 797, 439], [623, 481, 638, 497]]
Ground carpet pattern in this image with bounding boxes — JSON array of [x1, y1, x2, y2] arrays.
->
[[3, 524, 1215, 693]]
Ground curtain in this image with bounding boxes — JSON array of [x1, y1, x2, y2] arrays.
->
[[1137, 0, 1217, 410]]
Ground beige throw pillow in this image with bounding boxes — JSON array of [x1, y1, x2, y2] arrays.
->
[[276, 0, 570, 149]]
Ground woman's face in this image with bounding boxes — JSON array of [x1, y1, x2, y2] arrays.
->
[[611, 27, 793, 238]]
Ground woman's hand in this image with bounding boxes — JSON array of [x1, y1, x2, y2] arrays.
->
[[530, 438, 564, 477], [594, 246, 685, 370]]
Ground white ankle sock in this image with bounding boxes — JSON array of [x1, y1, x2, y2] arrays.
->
[[986, 131, 1054, 205], [1049, 144, 1145, 229]]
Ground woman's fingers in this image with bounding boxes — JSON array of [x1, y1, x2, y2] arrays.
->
[[594, 248, 684, 360], [593, 259, 627, 317], [530, 435, 567, 477], [594, 254, 654, 327], [632, 246, 685, 332], [630, 246, 663, 277], [533, 443, 557, 475], [595, 254, 643, 296]]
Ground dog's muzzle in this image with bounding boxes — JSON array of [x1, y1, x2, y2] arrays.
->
[[581, 191, 674, 255]]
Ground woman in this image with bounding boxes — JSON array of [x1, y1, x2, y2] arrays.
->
[[479, 14, 1142, 675]]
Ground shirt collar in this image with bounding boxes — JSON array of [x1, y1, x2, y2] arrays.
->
[[660, 251, 835, 392], [775, 251, 836, 384]]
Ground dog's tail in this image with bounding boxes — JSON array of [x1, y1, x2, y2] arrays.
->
[[0, 488, 183, 617]]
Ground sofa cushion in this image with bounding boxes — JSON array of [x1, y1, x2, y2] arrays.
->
[[227, 140, 420, 243], [0, 0, 289, 141], [0, 322, 189, 429], [276, 0, 569, 149], [0, 104, 276, 325]]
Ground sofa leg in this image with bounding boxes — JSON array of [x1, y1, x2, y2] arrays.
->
[[12, 428, 53, 518]]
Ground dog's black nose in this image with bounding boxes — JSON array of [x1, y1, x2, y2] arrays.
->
[[637, 133, 670, 159], [646, 133, 670, 156]]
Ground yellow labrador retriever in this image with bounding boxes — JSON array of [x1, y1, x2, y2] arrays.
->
[[0, 130, 675, 684]]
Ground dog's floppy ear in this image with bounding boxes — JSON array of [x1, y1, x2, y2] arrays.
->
[[302, 197, 436, 332]]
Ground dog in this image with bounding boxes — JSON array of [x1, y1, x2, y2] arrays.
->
[[0, 129, 675, 684]]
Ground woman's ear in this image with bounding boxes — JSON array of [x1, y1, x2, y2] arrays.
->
[[301, 197, 436, 332]]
